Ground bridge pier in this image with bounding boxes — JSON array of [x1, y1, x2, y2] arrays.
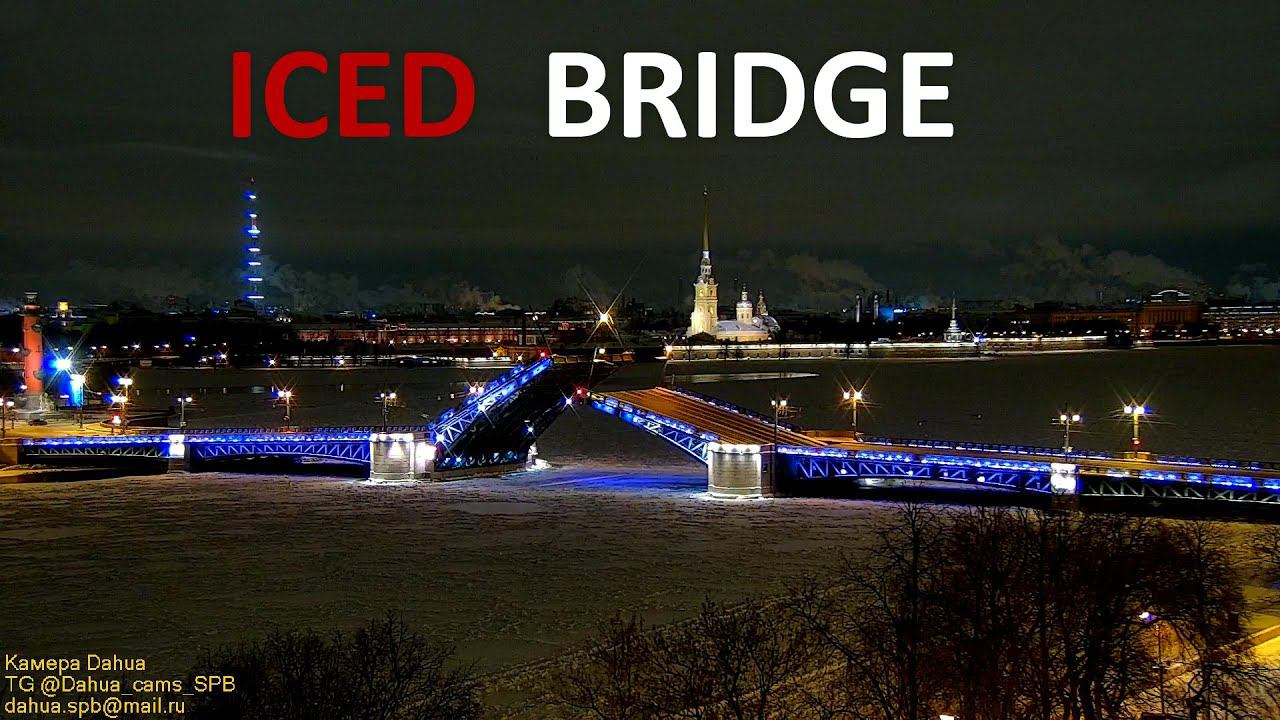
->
[[707, 443, 774, 498], [368, 432, 434, 481], [1049, 462, 1080, 509], [166, 434, 191, 472]]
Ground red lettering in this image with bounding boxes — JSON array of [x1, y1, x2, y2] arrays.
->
[[339, 52, 391, 137], [265, 51, 329, 139], [404, 52, 476, 137], [232, 52, 252, 137]]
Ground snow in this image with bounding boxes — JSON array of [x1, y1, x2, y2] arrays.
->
[[0, 464, 894, 680]]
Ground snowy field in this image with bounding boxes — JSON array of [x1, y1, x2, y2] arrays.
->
[[0, 464, 894, 678]]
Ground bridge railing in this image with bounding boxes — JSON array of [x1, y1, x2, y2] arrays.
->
[[175, 425, 434, 436], [1146, 454, 1280, 472], [666, 385, 803, 431], [858, 436, 1115, 461], [858, 436, 1280, 473]]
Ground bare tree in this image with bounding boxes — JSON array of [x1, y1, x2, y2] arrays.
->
[[550, 615, 658, 720], [791, 503, 947, 720], [683, 599, 814, 720], [930, 507, 1042, 720], [187, 613, 480, 720], [550, 601, 812, 720], [550, 508, 1272, 720], [1253, 524, 1280, 581], [1151, 520, 1280, 720]]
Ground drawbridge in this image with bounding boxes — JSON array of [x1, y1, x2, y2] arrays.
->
[[590, 386, 1280, 505]]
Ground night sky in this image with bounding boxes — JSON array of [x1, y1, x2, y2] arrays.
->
[[2, 2, 1277, 311]]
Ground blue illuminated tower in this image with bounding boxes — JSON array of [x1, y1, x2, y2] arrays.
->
[[242, 177, 266, 306]]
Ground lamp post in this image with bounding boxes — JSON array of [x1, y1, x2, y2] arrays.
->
[[110, 393, 128, 434], [177, 395, 193, 429], [277, 389, 294, 427], [842, 388, 865, 439], [0, 398, 12, 438], [1123, 404, 1149, 450], [1140, 610, 1167, 715], [770, 397, 788, 486], [1055, 410, 1082, 457], [378, 391, 398, 429], [116, 377, 134, 429]]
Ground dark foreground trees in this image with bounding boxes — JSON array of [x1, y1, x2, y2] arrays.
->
[[187, 613, 481, 720], [551, 600, 814, 719], [549, 507, 1280, 720]]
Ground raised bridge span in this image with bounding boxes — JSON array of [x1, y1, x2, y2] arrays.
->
[[18, 356, 613, 481], [590, 386, 1280, 506]]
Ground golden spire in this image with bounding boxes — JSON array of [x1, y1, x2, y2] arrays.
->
[[702, 184, 710, 255]]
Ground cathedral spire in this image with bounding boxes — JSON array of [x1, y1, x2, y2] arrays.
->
[[697, 185, 714, 283], [688, 185, 719, 338], [701, 184, 710, 255]]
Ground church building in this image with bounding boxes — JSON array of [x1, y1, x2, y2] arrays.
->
[[686, 188, 778, 342]]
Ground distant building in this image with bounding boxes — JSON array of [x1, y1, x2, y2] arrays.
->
[[685, 188, 777, 342], [294, 317, 546, 347], [1204, 302, 1280, 336], [1137, 289, 1201, 334]]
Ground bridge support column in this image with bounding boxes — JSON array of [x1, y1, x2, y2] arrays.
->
[[166, 434, 191, 473], [707, 443, 774, 499], [1049, 462, 1080, 510], [368, 432, 434, 482]]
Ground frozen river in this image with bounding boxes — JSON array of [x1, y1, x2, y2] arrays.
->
[[0, 465, 891, 679]]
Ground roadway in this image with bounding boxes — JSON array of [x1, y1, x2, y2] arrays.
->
[[604, 388, 1280, 487], [602, 387, 823, 447]]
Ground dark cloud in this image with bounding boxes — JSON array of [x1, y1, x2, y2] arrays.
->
[[1226, 263, 1280, 301], [1000, 236, 1203, 305]]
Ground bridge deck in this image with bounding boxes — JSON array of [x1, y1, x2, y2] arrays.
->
[[602, 388, 823, 447], [598, 388, 1280, 501]]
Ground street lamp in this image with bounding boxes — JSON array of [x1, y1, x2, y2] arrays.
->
[[842, 388, 865, 439], [1123, 404, 1149, 450], [277, 389, 294, 427], [1139, 610, 1167, 715], [378, 391, 398, 429], [116, 377, 134, 429], [1055, 409, 1082, 457], [110, 393, 128, 434], [770, 397, 788, 486], [176, 395, 194, 429]]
